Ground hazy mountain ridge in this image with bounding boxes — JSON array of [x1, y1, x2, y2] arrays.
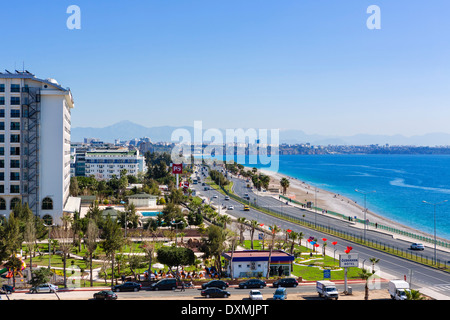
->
[[71, 120, 450, 146]]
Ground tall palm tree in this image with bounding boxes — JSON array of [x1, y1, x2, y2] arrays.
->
[[288, 231, 298, 254], [237, 217, 247, 245], [266, 225, 281, 279], [369, 257, 380, 274], [280, 178, 290, 195], [358, 268, 375, 300], [249, 220, 259, 250]]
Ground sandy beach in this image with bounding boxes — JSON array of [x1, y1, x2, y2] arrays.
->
[[253, 167, 446, 243]]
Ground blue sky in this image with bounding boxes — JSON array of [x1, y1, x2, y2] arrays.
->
[[1, 0, 449, 136]]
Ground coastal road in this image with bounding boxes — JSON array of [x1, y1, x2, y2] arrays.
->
[[193, 166, 450, 299]]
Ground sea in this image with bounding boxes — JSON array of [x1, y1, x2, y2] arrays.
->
[[242, 154, 450, 241]]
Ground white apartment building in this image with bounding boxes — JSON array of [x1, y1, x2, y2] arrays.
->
[[85, 148, 146, 180], [0, 71, 74, 224]]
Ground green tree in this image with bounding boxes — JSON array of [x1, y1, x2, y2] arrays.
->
[[358, 268, 375, 300], [100, 215, 124, 286], [157, 246, 195, 273], [266, 225, 281, 279], [29, 267, 53, 287], [200, 225, 228, 278], [85, 219, 99, 287], [280, 177, 290, 195], [405, 289, 426, 300]]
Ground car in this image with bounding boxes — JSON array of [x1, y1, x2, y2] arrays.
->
[[249, 290, 264, 300], [272, 278, 298, 288], [228, 205, 234, 210], [238, 279, 266, 289], [93, 290, 118, 300], [410, 243, 425, 250], [1, 285, 15, 294], [273, 287, 287, 300], [243, 205, 250, 211], [201, 288, 230, 298], [201, 280, 229, 290], [224, 196, 230, 200], [148, 278, 177, 291], [29, 283, 58, 293], [112, 281, 142, 292], [212, 195, 218, 198]]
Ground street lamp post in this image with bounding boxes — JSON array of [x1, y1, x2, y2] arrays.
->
[[423, 200, 447, 265], [355, 189, 376, 243]]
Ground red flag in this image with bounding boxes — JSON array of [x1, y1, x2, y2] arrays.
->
[[260, 224, 264, 227], [314, 244, 319, 247], [322, 238, 327, 242], [332, 241, 337, 246], [286, 229, 292, 233]]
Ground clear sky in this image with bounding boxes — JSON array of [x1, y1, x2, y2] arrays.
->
[[1, 0, 449, 137]]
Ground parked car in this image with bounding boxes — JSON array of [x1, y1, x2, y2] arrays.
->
[[410, 243, 425, 250], [148, 278, 177, 291], [201, 288, 230, 298], [201, 280, 229, 290], [1, 285, 15, 294], [249, 290, 264, 300], [93, 290, 118, 300], [29, 283, 58, 293], [112, 282, 141, 292], [238, 279, 266, 289], [273, 287, 287, 300], [272, 278, 298, 288]]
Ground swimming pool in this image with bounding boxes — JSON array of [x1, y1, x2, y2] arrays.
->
[[141, 211, 162, 217]]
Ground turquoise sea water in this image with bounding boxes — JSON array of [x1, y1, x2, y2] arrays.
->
[[241, 154, 450, 240]]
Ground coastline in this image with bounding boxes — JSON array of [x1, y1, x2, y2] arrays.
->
[[244, 166, 449, 243]]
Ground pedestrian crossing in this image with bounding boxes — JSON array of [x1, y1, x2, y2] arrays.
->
[[432, 284, 450, 293]]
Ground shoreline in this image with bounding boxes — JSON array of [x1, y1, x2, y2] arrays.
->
[[243, 165, 450, 244]]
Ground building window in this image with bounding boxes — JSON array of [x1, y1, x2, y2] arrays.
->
[[10, 109, 20, 118], [0, 84, 5, 93], [0, 98, 4, 106], [10, 134, 20, 143], [10, 185, 20, 194], [0, 197, 5, 210], [0, 109, 4, 117], [0, 122, 4, 130], [0, 147, 3, 156], [0, 172, 4, 181], [10, 197, 20, 209], [10, 84, 20, 93], [10, 172, 20, 181], [10, 147, 20, 156], [0, 160, 4, 168], [0, 134, 4, 143], [42, 197, 53, 210], [10, 160, 20, 168], [10, 122, 20, 130], [10, 97, 20, 105]]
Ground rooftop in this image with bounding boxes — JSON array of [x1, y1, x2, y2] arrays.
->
[[222, 250, 294, 262]]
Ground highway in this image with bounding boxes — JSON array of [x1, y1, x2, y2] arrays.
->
[[192, 165, 450, 300]]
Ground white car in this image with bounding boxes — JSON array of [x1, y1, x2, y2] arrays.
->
[[249, 290, 263, 300], [410, 243, 425, 250], [212, 195, 218, 199], [227, 206, 234, 210], [30, 283, 58, 293], [224, 196, 230, 200]]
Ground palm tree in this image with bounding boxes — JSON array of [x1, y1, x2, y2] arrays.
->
[[369, 257, 380, 274], [266, 225, 281, 279], [249, 220, 259, 250], [358, 268, 375, 300], [85, 219, 99, 287], [280, 178, 290, 195], [405, 289, 426, 300], [288, 231, 298, 254], [237, 217, 247, 245]]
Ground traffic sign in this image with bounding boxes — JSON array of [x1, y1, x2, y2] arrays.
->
[[323, 269, 331, 279]]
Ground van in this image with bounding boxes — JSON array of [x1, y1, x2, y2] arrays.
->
[[149, 278, 177, 291]]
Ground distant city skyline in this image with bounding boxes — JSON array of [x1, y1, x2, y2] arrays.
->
[[1, 1, 449, 137]]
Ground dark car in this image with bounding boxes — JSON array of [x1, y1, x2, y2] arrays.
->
[[272, 278, 298, 288], [93, 290, 118, 300], [201, 280, 229, 290], [238, 279, 266, 289], [1, 285, 15, 294], [112, 282, 141, 292], [148, 278, 177, 291], [201, 288, 230, 298]]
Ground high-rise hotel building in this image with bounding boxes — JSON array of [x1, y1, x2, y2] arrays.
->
[[0, 70, 74, 224]]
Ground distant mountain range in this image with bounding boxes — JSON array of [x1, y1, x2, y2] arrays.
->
[[71, 120, 450, 147]]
